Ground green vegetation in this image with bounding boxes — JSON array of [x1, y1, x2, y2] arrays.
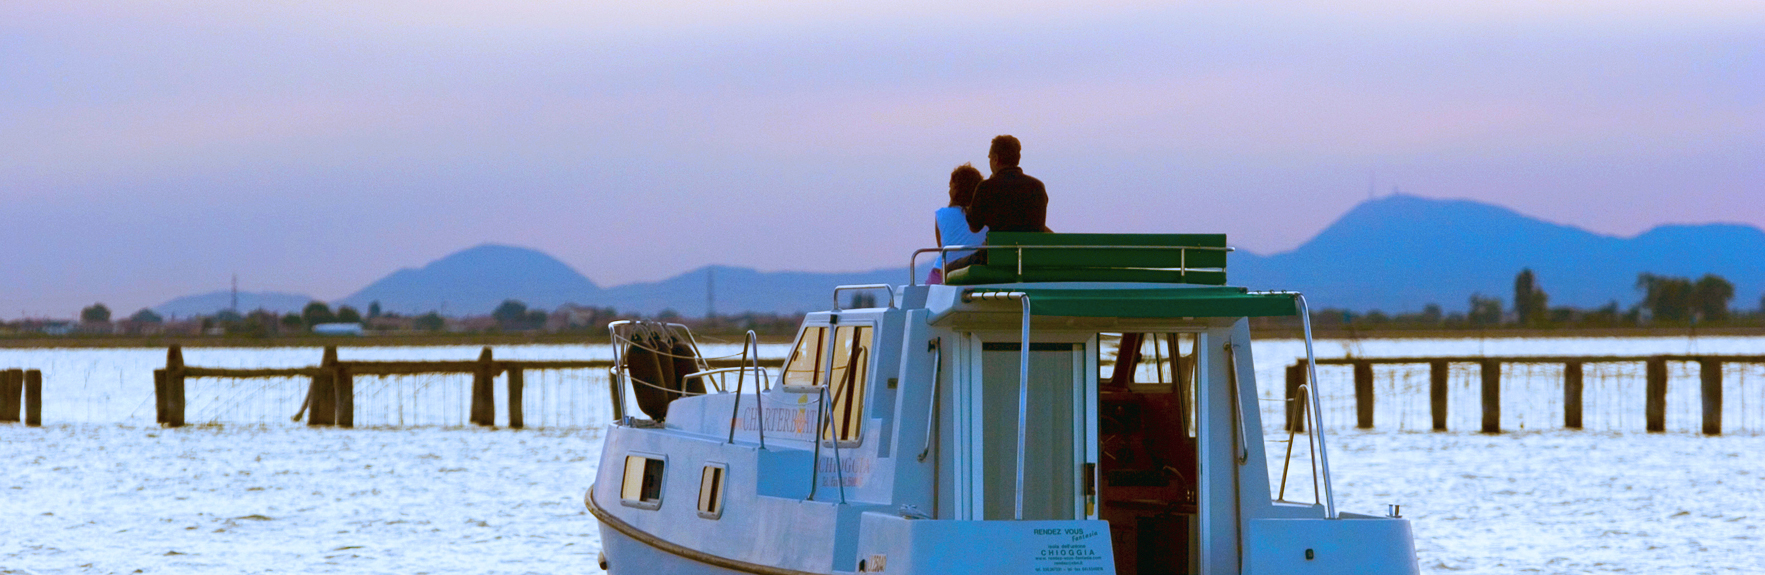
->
[[80, 303, 111, 324], [1279, 270, 1761, 334], [302, 301, 335, 327]]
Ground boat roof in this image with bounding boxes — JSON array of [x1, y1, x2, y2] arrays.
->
[[961, 286, 1297, 318], [911, 232, 1298, 319]]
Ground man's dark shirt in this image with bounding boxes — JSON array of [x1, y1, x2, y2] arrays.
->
[[966, 166, 1047, 233]]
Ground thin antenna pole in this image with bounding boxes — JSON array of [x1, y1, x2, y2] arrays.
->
[[231, 274, 239, 313]]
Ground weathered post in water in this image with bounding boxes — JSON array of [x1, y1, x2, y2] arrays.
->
[[1354, 360, 1374, 429], [1429, 360, 1448, 431], [0, 369, 21, 423], [333, 355, 354, 429], [1563, 361, 1584, 430], [153, 369, 167, 424], [1480, 359, 1501, 433], [1645, 357, 1667, 433], [1285, 361, 1305, 432], [24, 369, 42, 427], [307, 347, 337, 426], [507, 367, 525, 429], [1700, 358, 1722, 436], [471, 347, 496, 426], [164, 346, 186, 427]]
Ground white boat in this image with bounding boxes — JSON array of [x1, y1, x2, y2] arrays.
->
[[585, 232, 1420, 574]]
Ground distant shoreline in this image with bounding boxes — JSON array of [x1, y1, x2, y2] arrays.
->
[[0, 333, 796, 349], [0, 326, 1759, 349]]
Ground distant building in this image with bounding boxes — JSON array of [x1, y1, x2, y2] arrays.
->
[[312, 323, 364, 336]]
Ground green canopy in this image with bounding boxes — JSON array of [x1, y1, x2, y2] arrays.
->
[[966, 287, 1297, 319]]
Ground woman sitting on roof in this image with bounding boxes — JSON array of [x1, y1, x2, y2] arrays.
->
[[929, 163, 986, 284]]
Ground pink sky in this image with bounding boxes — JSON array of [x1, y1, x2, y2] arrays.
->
[[2, 1, 1761, 318]]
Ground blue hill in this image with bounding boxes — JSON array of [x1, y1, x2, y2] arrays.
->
[[153, 291, 317, 318], [335, 244, 602, 315], [1231, 194, 1765, 312]]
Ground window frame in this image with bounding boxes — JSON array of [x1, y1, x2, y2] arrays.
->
[[619, 452, 667, 510], [697, 462, 729, 520]]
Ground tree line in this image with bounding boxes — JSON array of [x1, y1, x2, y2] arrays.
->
[[45, 298, 804, 338], [1304, 269, 1760, 330]]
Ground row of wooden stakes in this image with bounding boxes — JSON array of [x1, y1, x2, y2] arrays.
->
[[150, 345, 771, 428], [1285, 355, 1765, 435]]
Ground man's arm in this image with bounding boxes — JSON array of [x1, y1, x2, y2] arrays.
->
[[966, 186, 991, 233]]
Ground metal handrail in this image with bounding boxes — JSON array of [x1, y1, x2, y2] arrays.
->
[[962, 289, 1032, 520], [917, 338, 941, 462], [832, 284, 897, 311], [909, 244, 1234, 286], [607, 320, 732, 426], [727, 330, 766, 446], [1293, 294, 1337, 518]]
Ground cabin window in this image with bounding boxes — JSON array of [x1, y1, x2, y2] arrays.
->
[[620, 454, 665, 510], [824, 325, 872, 443], [782, 326, 829, 388], [781, 324, 873, 443], [697, 464, 727, 519]]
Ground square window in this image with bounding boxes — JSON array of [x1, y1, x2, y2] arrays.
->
[[620, 454, 665, 510]]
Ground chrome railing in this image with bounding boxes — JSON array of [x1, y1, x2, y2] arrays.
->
[[832, 284, 897, 310]]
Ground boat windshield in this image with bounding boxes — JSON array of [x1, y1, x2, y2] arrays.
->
[[780, 324, 873, 442]]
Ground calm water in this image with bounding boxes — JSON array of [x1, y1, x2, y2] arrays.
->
[[2, 336, 1761, 573]]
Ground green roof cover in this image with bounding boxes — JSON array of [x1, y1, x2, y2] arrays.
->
[[966, 287, 1297, 318]]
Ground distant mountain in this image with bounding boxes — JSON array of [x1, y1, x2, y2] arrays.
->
[[1231, 195, 1765, 313], [335, 244, 602, 316], [153, 291, 316, 318], [598, 265, 914, 316], [152, 198, 1765, 318]]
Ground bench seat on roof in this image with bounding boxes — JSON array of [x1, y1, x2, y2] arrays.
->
[[942, 232, 1229, 286]]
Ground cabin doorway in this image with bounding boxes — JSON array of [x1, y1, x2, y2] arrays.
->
[[1097, 332, 1201, 575], [967, 339, 1093, 521]]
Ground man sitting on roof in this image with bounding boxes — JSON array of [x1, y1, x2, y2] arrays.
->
[[947, 135, 1047, 270]]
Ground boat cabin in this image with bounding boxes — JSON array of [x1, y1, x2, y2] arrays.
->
[[587, 233, 1419, 575]]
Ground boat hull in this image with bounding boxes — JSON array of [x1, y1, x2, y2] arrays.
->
[[598, 522, 778, 575]]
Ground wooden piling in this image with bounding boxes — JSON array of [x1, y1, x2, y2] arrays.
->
[[508, 368, 525, 429], [1285, 362, 1305, 432], [1480, 359, 1500, 433], [334, 363, 354, 429], [471, 347, 495, 426], [1645, 357, 1667, 433], [1429, 360, 1448, 431], [1700, 358, 1722, 436], [1563, 361, 1584, 430], [153, 369, 167, 424], [24, 369, 42, 427], [1353, 360, 1374, 429], [307, 347, 337, 426], [0, 369, 20, 423], [165, 346, 185, 427]]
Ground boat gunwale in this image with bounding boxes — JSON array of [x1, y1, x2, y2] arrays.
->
[[585, 488, 828, 575]]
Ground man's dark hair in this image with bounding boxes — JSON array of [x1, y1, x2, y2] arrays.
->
[[989, 135, 1021, 167], [949, 163, 984, 207]]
